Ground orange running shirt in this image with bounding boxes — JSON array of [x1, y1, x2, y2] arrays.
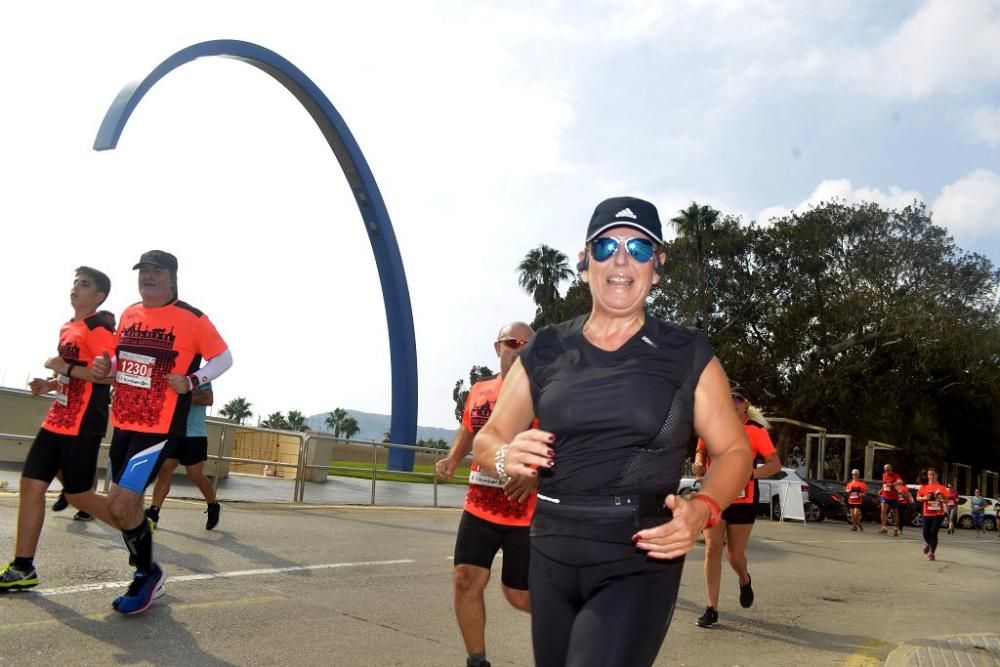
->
[[42, 314, 116, 436], [696, 420, 776, 505], [111, 300, 227, 435], [919, 484, 949, 516], [880, 472, 901, 499], [844, 480, 867, 506], [461, 376, 537, 526]]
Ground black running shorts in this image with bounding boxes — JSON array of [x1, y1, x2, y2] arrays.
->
[[22, 428, 102, 494], [168, 436, 209, 467], [722, 501, 757, 525], [109, 429, 178, 494], [453, 510, 531, 591]]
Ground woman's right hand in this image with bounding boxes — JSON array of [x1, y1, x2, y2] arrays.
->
[[502, 428, 555, 477]]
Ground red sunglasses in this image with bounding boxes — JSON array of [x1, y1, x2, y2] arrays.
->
[[497, 338, 528, 350]]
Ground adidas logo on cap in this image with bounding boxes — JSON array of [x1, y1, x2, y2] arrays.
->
[[615, 208, 638, 220]]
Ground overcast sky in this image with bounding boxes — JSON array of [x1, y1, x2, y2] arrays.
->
[[1, 1, 998, 431]]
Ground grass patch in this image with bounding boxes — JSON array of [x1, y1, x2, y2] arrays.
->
[[328, 459, 469, 485]]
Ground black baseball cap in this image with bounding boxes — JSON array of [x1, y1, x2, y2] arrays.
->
[[585, 196, 663, 245], [132, 250, 178, 272]]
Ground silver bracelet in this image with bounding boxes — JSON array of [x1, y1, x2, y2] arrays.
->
[[495, 444, 511, 483]]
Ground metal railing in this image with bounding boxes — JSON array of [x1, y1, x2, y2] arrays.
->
[[1, 427, 470, 506]]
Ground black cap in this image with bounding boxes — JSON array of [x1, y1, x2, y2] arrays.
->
[[585, 196, 663, 245], [132, 250, 178, 272]]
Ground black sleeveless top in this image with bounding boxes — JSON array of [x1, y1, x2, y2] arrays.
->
[[519, 313, 714, 497]]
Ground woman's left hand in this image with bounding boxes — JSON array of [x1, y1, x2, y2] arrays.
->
[[632, 494, 710, 560]]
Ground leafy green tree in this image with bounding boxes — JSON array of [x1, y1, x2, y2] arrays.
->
[[452, 365, 495, 422], [219, 397, 253, 425], [670, 202, 721, 329], [286, 410, 309, 432], [325, 408, 348, 437], [518, 244, 574, 327], [340, 416, 360, 441], [260, 412, 289, 430]]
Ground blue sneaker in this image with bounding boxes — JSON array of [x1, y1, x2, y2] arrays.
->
[[0, 562, 39, 591], [112, 564, 166, 614]]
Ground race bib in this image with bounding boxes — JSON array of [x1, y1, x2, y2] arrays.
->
[[116, 350, 156, 389], [882, 484, 892, 493], [849, 492, 860, 500], [54, 373, 70, 406], [926, 501, 942, 513], [469, 470, 504, 488]]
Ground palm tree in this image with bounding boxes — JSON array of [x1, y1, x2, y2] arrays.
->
[[219, 397, 253, 425], [260, 411, 289, 430], [340, 416, 360, 441], [286, 410, 309, 432], [517, 244, 574, 320], [325, 408, 348, 437], [670, 202, 720, 329]]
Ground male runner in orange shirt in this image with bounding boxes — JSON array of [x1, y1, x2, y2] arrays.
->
[[91, 250, 233, 614], [879, 463, 902, 536], [1, 267, 116, 591], [435, 322, 535, 667]]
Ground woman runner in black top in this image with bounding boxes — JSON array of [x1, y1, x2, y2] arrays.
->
[[474, 196, 752, 666]]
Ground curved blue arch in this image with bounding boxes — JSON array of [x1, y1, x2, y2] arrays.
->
[[94, 39, 418, 467]]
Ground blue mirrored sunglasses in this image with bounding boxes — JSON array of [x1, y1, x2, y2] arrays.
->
[[589, 236, 656, 263]]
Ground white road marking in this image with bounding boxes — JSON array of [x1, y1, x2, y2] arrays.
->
[[34, 559, 416, 596]]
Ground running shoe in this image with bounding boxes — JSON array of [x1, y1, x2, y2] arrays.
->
[[0, 562, 39, 591], [205, 501, 221, 530], [923, 544, 930, 554], [144, 506, 160, 528], [73, 511, 93, 521], [696, 606, 719, 628], [928, 553, 936, 561], [858, 523, 863, 532], [850, 525, 858, 532], [879, 528, 888, 535], [52, 492, 69, 512], [739, 575, 754, 608], [112, 563, 166, 614], [893, 529, 899, 537]]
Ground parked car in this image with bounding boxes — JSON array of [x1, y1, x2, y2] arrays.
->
[[812, 478, 893, 524], [804, 479, 847, 523], [677, 470, 811, 522], [757, 467, 810, 521], [954, 496, 998, 531]]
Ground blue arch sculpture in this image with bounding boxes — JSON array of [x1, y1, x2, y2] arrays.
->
[[94, 39, 418, 469]]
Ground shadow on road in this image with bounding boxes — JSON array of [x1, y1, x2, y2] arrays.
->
[[23, 593, 235, 667]]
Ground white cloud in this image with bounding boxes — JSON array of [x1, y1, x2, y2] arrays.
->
[[931, 169, 1000, 241], [967, 105, 1000, 149], [842, 0, 1000, 99], [757, 179, 924, 223]]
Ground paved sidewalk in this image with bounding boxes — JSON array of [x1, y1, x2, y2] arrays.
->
[[885, 634, 1000, 666]]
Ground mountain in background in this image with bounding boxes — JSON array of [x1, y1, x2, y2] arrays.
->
[[306, 409, 455, 444]]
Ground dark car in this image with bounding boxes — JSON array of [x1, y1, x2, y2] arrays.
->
[[811, 479, 882, 523], [804, 479, 847, 522]]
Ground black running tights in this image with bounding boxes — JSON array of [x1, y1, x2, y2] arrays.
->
[[529, 535, 684, 667], [922, 515, 944, 552]]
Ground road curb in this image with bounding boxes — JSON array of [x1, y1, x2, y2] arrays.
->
[[884, 633, 1000, 666]]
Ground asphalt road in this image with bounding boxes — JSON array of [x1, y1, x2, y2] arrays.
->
[[1, 496, 998, 666]]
